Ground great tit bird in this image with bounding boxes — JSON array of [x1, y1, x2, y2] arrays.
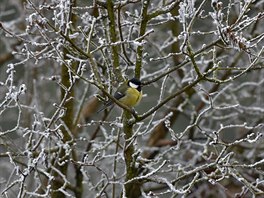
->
[[98, 78, 142, 112]]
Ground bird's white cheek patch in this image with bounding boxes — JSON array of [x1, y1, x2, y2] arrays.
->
[[129, 82, 138, 89]]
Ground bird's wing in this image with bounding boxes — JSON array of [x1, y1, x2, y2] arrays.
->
[[104, 91, 125, 107], [113, 91, 125, 100], [97, 82, 127, 113], [97, 91, 126, 113]]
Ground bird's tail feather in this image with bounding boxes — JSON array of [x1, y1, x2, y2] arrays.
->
[[97, 101, 113, 113]]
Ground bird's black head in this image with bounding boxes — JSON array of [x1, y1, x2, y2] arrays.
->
[[128, 78, 142, 91]]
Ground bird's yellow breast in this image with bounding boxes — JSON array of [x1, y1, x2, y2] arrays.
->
[[119, 88, 142, 107]]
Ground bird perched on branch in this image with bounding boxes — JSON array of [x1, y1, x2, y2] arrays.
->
[[98, 78, 142, 112]]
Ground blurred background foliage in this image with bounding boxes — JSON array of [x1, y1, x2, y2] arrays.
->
[[0, 0, 264, 197]]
